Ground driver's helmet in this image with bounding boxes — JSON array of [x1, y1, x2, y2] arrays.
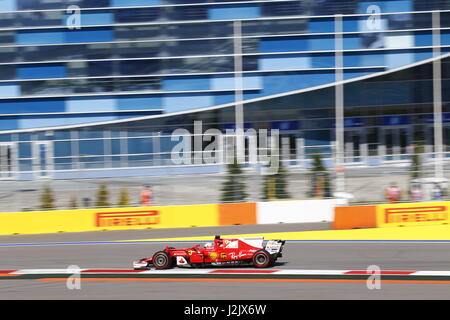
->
[[214, 235, 223, 246]]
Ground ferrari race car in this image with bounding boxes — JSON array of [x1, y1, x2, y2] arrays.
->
[[133, 235, 285, 269]]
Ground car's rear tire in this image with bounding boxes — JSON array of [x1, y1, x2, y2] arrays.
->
[[152, 251, 173, 269], [252, 250, 274, 268]]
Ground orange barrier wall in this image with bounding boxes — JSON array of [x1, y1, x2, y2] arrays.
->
[[333, 205, 377, 229], [218, 202, 257, 226]]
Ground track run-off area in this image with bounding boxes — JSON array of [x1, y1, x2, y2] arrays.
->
[[2, 223, 450, 299]]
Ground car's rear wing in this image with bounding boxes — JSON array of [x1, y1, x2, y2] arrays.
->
[[264, 240, 286, 255]]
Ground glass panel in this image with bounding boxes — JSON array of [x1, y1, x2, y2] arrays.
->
[[111, 139, 122, 155], [445, 126, 450, 152], [385, 129, 394, 155], [242, 19, 307, 36], [0, 134, 12, 142], [80, 156, 105, 169], [78, 131, 104, 139], [366, 127, 379, 156], [19, 159, 32, 172], [165, 6, 208, 21], [35, 143, 50, 176], [127, 138, 153, 154], [344, 130, 361, 162], [127, 154, 154, 167], [399, 127, 409, 155], [54, 141, 72, 157], [261, 2, 304, 17], [2, 39, 233, 65], [79, 140, 105, 156], [20, 77, 160, 96], [18, 142, 32, 158], [39, 144, 47, 171], [54, 158, 73, 170], [166, 22, 233, 39], [115, 8, 161, 23]]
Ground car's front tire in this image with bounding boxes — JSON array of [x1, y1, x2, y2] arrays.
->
[[152, 251, 173, 269], [252, 250, 274, 268]]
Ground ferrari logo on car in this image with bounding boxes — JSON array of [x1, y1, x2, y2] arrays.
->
[[209, 252, 218, 259], [221, 253, 227, 259]]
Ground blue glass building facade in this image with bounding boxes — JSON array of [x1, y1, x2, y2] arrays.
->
[[0, 0, 450, 180]]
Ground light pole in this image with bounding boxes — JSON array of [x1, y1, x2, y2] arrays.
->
[[432, 11, 444, 178], [233, 20, 245, 164], [335, 14, 345, 193]]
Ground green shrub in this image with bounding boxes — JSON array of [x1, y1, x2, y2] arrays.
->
[[96, 184, 110, 207]]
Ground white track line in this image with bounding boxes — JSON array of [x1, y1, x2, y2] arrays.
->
[[5, 268, 450, 276]]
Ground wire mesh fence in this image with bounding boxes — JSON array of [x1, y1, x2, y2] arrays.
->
[[1, 150, 450, 212]]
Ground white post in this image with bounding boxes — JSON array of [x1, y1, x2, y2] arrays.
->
[[71, 130, 80, 170], [296, 138, 304, 167], [360, 130, 368, 164], [104, 130, 112, 169], [378, 144, 386, 162], [153, 132, 161, 166], [282, 136, 290, 166], [345, 142, 353, 162], [248, 134, 257, 168], [393, 139, 401, 161]]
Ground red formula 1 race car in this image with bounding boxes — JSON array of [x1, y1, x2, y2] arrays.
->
[[133, 235, 285, 269]]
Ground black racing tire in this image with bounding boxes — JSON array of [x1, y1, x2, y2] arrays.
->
[[252, 250, 274, 268], [152, 251, 173, 270]]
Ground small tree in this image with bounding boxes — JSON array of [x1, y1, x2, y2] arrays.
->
[[409, 143, 424, 198], [69, 196, 78, 209], [274, 157, 290, 200], [261, 154, 291, 201], [261, 178, 275, 201], [40, 184, 55, 210], [220, 157, 248, 203], [308, 154, 332, 198], [117, 187, 131, 207], [96, 184, 110, 208], [410, 144, 424, 181]]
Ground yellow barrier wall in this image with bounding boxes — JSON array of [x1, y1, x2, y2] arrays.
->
[[333, 201, 450, 229], [0, 204, 220, 235], [376, 201, 450, 228]]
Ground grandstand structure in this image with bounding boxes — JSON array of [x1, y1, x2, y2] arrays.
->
[[0, 0, 449, 182]]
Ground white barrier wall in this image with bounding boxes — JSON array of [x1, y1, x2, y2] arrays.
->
[[256, 199, 348, 224]]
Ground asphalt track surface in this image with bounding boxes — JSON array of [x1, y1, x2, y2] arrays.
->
[[0, 222, 329, 244], [1, 223, 450, 299]]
